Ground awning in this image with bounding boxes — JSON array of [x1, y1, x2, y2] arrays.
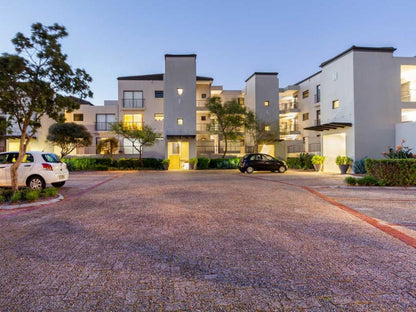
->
[[166, 135, 196, 139], [304, 122, 352, 131]]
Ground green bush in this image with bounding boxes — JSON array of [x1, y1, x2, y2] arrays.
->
[[189, 158, 198, 165], [140, 158, 163, 169], [95, 158, 113, 167], [11, 191, 21, 203], [208, 157, 240, 169], [42, 187, 58, 197], [94, 164, 109, 171], [357, 176, 378, 186], [311, 155, 325, 165], [197, 157, 210, 169], [286, 157, 302, 169], [352, 157, 367, 174], [365, 158, 416, 186], [117, 158, 140, 169], [24, 189, 40, 201], [345, 176, 357, 186], [0, 195, 4, 203], [286, 153, 314, 170], [336, 156, 353, 166]]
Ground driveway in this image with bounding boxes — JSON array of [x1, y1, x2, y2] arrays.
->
[[0, 170, 415, 311]]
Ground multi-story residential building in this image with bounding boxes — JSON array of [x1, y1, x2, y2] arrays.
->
[[3, 47, 416, 172]]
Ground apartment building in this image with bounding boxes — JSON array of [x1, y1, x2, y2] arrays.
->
[[278, 46, 416, 172]]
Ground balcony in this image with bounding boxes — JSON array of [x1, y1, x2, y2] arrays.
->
[[279, 102, 300, 114], [123, 98, 144, 109], [280, 124, 300, 135], [196, 100, 209, 111], [95, 122, 114, 131], [196, 123, 210, 132]]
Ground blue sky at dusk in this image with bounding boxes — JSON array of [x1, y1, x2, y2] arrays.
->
[[1, 0, 416, 105]]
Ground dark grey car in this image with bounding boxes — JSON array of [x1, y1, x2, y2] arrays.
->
[[238, 153, 287, 174]]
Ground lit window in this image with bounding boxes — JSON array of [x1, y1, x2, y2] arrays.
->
[[264, 101, 270, 107], [401, 109, 416, 122], [302, 113, 309, 121], [332, 100, 340, 109], [302, 90, 309, 99], [154, 113, 164, 121], [123, 114, 142, 130], [155, 90, 164, 98], [238, 97, 244, 105], [74, 114, 83, 121], [265, 125, 270, 131], [177, 88, 184, 96], [401, 65, 416, 102], [177, 118, 184, 125]]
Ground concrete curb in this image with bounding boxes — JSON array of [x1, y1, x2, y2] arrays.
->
[[0, 194, 64, 210]]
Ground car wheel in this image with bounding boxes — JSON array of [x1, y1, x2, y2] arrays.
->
[[51, 181, 65, 187], [246, 166, 254, 174], [278, 166, 286, 173], [27, 175, 46, 190]]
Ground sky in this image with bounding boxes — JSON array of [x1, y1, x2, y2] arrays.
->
[[1, 0, 416, 105]]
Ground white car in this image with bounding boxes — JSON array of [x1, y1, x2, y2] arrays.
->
[[0, 151, 69, 189]]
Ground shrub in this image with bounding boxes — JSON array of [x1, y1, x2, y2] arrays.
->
[[189, 158, 198, 165], [357, 176, 378, 186], [345, 176, 357, 186], [117, 158, 140, 169], [209, 157, 240, 169], [95, 158, 113, 167], [383, 139, 416, 159], [286, 157, 302, 169], [11, 191, 21, 203], [0, 195, 4, 203], [140, 158, 163, 169], [24, 189, 40, 201], [336, 156, 353, 166], [286, 153, 314, 170], [94, 164, 109, 171], [352, 157, 368, 174], [365, 158, 416, 186], [197, 157, 210, 169], [311, 155, 325, 165], [42, 187, 58, 197]]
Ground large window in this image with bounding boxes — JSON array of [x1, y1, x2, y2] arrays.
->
[[123, 114, 142, 130], [123, 91, 143, 108], [316, 85, 321, 103], [302, 90, 309, 99], [96, 114, 115, 131], [401, 109, 416, 122], [401, 65, 416, 102], [73, 114, 83, 121]]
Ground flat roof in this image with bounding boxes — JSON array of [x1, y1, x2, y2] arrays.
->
[[320, 46, 396, 68], [245, 72, 278, 82], [117, 73, 213, 81], [165, 54, 196, 58], [295, 71, 322, 86]]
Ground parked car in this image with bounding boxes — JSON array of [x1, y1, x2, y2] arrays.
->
[[238, 153, 287, 174], [0, 151, 69, 189]]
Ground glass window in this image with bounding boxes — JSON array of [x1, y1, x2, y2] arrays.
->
[[154, 113, 164, 121], [171, 142, 180, 154], [0, 154, 8, 164], [177, 118, 184, 125], [123, 91, 143, 108], [401, 109, 416, 122], [238, 98, 244, 105], [96, 114, 115, 131], [201, 115, 206, 121], [264, 125, 270, 131], [401, 65, 416, 102], [23, 153, 34, 163], [302, 90, 309, 99], [42, 153, 61, 163], [332, 100, 340, 109], [74, 114, 83, 121], [201, 93, 207, 99], [316, 85, 321, 102], [264, 101, 270, 107], [123, 114, 142, 130], [155, 90, 164, 98], [302, 113, 309, 121]]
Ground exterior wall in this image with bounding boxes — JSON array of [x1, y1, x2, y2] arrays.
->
[[396, 122, 416, 151], [353, 50, 397, 160], [164, 55, 196, 141]]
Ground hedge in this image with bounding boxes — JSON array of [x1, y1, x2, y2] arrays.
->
[[197, 157, 210, 169], [365, 158, 416, 186], [63, 157, 164, 171], [286, 153, 314, 170], [208, 157, 240, 169]]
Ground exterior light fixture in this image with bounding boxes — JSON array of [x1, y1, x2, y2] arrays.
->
[[177, 88, 184, 96]]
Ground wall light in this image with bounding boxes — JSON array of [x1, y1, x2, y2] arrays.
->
[[177, 88, 184, 96]]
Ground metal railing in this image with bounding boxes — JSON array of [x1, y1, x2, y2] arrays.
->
[[196, 123, 210, 131], [95, 122, 114, 131], [280, 124, 299, 135], [287, 145, 303, 153], [123, 98, 144, 109], [309, 143, 321, 152], [196, 100, 209, 107], [279, 102, 298, 112]]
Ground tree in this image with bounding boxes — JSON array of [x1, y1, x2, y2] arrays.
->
[[96, 137, 119, 156], [47, 122, 92, 158], [111, 122, 159, 166], [0, 23, 92, 191], [249, 120, 280, 153], [206, 96, 255, 158]]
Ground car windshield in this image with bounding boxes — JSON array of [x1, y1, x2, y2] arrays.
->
[[42, 153, 61, 163]]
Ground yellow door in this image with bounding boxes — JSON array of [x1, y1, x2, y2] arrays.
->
[[168, 142, 189, 170]]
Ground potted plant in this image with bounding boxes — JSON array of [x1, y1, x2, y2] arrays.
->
[[336, 156, 353, 174], [311, 155, 325, 172], [189, 157, 198, 170], [162, 159, 170, 170]]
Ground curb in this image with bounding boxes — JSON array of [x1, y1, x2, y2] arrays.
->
[[0, 194, 64, 210]]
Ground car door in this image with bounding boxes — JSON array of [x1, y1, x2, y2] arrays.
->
[[262, 154, 276, 171], [17, 153, 35, 185], [254, 154, 265, 171], [0, 153, 10, 186]]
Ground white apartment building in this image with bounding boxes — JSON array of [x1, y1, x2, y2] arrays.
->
[[3, 47, 416, 172]]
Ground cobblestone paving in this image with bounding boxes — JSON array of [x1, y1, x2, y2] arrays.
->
[[1, 170, 416, 311]]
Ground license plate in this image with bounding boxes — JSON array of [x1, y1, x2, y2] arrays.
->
[[58, 175, 65, 180]]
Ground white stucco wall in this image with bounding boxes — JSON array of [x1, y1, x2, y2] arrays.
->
[[396, 122, 416, 152]]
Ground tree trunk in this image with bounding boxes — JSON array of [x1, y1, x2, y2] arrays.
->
[[138, 146, 144, 167], [222, 136, 228, 158], [11, 133, 29, 192]]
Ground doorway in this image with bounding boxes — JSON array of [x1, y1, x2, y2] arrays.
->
[[167, 141, 189, 170]]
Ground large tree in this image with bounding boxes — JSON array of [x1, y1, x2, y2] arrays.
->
[[0, 23, 92, 191], [47, 122, 92, 158], [111, 122, 159, 166], [206, 96, 255, 158]]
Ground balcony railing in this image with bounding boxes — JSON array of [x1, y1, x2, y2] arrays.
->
[[309, 143, 321, 152], [279, 102, 299, 113], [287, 145, 303, 153], [196, 100, 209, 108], [280, 124, 299, 135], [196, 123, 210, 131], [123, 98, 144, 109], [95, 122, 114, 131]]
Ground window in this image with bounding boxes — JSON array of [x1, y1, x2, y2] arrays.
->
[[177, 118, 184, 125], [332, 100, 340, 109], [201, 93, 207, 99], [123, 91, 143, 108], [155, 90, 164, 98], [264, 101, 270, 107], [264, 125, 270, 131], [96, 114, 115, 131], [73, 114, 83, 121], [401, 65, 416, 102], [238, 97, 244, 105], [154, 113, 164, 121], [170, 142, 180, 154], [401, 109, 416, 122], [316, 85, 321, 103], [23, 153, 34, 163], [302, 113, 309, 121], [201, 115, 206, 121], [123, 114, 142, 130], [302, 90, 309, 99]]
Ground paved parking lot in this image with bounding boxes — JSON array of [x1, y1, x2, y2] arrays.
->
[[0, 170, 416, 311]]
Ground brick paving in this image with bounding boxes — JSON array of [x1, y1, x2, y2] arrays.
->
[[0, 170, 416, 311]]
